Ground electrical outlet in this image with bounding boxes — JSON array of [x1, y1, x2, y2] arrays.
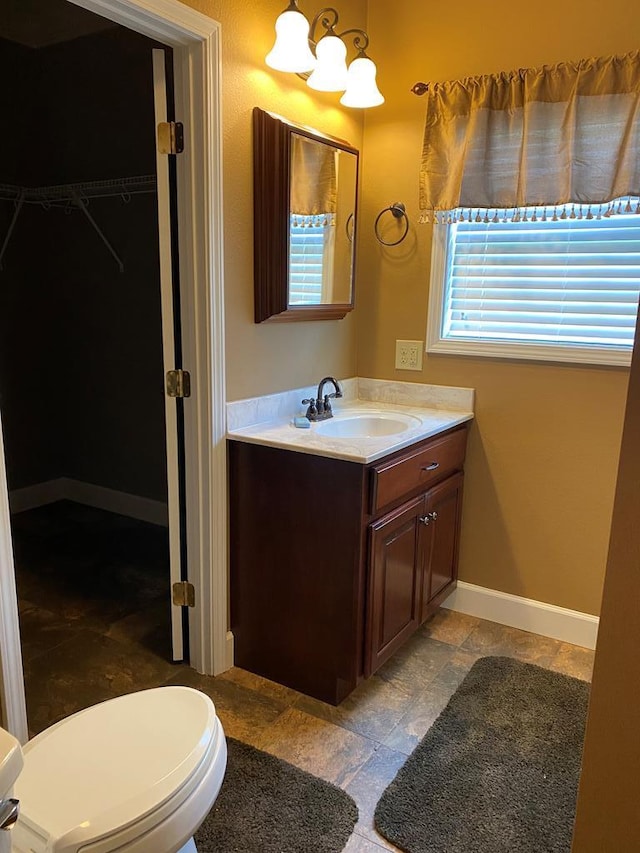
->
[[395, 340, 423, 371]]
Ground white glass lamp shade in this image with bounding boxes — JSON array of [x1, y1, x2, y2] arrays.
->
[[340, 55, 384, 108], [265, 9, 317, 73], [306, 35, 349, 92]]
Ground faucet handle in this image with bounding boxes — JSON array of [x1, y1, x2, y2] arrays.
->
[[323, 392, 340, 414], [301, 398, 317, 419]]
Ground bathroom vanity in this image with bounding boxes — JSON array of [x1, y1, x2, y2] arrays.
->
[[228, 382, 472, 705]]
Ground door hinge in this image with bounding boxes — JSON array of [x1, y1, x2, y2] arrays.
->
[[173, 581, 195, 608], [166, 369, 191, 398], [157, 121, 184, 155]]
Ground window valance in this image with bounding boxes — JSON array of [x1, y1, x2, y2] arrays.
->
[[419, 50, 640, 215], [290, 134, 337, 217]]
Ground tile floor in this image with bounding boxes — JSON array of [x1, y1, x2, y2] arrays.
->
[[12, 502, 595, 852]]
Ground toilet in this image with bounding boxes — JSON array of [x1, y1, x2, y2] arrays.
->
[[2, 686, 227, 853]]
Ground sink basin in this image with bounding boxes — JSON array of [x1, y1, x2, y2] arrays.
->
[[315, 412, 421, 438]]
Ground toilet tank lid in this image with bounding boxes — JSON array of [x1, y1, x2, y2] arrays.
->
[[15, 686, 221, 850]]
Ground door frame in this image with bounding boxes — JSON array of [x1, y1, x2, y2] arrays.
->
[[69, 0, 230, 675], [0, 0, 229, 737], [0, 418, 27, 742]]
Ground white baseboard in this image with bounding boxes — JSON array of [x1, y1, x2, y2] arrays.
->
[[443, 581, 599, 650], [225, 630, 235, 672], [9, 477, 168, 527], [63, 479, 168, 527], [8, 479, 64, 514]]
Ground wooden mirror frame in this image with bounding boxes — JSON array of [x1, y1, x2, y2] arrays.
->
[[253, 107, 359, 323]]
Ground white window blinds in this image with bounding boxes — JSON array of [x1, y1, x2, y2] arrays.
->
[[442, 201, 640, 356], [288, 220, 326, 305]]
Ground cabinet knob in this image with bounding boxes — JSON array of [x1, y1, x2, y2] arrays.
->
[[421, 461, 439, 472], [419, 511, 438, 526]]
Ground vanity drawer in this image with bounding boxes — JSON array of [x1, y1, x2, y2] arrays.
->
[[371, 427, 467, 513]]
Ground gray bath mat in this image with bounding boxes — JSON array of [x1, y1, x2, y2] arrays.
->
[[195, 737, 358, 852], [374, 656, 589, 853]]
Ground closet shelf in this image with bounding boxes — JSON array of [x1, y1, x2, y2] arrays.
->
[[0, 174, 157, 272], [0, 175, 157, 205]]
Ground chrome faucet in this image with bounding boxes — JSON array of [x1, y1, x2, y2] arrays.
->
[[302, 377, 342, 422]]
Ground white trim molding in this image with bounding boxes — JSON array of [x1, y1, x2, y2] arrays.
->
[[0, 0, 228, 743], [443, 581, 600, 650], [172, 18, 229, 676], [71, 1, 229, 676], [9, 478, 168, 526], [8, 479, 63, 515], [0, 416, 28, 743], [68, 481, 168, 526], [225, 630, 234, 671]]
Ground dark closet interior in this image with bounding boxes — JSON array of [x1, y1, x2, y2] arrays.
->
[[0, 1, 179, 733]]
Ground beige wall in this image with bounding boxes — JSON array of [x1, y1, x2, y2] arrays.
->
[[359, 0, 638, 615], [180, 0, 637, 614], [181, 0, 366, 401]]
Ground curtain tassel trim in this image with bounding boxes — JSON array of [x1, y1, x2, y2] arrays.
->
[[291, 213, 336, 228], [418, 197, 640, 225]]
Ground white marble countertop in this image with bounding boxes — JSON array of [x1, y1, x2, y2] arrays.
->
[[226, 378, 475, 464]]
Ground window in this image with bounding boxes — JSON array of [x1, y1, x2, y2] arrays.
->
[[288, 215, 335, 305], [427, 199, 640, 366]]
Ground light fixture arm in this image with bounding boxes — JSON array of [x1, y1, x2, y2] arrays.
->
[[308, 7, 341, 42], [308, 8, 371, 54], [336, 28, 370, 56]]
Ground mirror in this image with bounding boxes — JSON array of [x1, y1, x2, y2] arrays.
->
[[253, 108, 359, 322]]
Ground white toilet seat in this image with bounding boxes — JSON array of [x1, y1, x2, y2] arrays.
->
[[12, 686, 227, 853]]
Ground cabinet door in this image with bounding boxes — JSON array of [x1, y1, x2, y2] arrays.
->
[[421, 472, 464, 622], [366, 495, 425, 675]]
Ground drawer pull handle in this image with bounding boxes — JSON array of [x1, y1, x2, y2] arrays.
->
[[419, 511, 439, 526], [422, 461, 439, 472]]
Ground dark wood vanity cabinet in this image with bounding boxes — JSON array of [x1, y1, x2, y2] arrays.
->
[[423, 472, 464, 615], [366, 471, 464, 675], [229, 424, 468, 705], [367, 495, 424, 674]]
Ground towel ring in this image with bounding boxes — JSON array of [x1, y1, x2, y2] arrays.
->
[[346, 212, 354, 243], [374, 202, 409, 246]]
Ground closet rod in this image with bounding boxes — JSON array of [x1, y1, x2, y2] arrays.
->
[[0, 175, 157, 272], [0, 174, 157, 205]]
